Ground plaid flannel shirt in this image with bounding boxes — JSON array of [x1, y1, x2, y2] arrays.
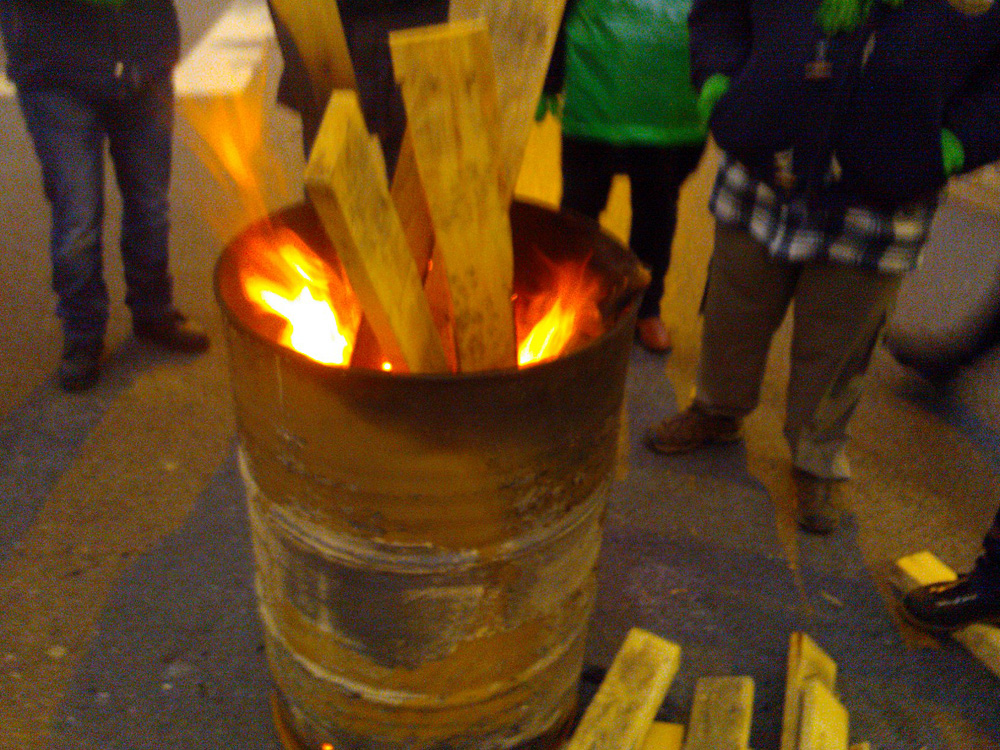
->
[[709, 154, 938, 274]]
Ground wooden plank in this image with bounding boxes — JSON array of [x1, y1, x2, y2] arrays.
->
[[303, 91, 449, 374], [849, 743, 872, 750], [563, 628, 682, 750], [797, 679, 849, 750], [390, 21, 518, 372], [449, 0, 569, 203], [682, 676, 754, 750], [893, 550, 1000, 679], [780, 633, 838, 750], [267, 0, 356, 111], [643, 722, 685, 750]]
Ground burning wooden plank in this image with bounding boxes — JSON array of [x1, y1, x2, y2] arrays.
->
[[780, 633, 838, 750], [893, 550, 1000, 679], [682, 676, 755, 750], [564, 628, 682, 750], [304, 91, 449, 374], [390, 20, 518, 372], [449, 0, 569, 203]]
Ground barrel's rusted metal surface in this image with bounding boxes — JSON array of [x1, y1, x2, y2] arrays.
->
[[215, 200, 647, 750]]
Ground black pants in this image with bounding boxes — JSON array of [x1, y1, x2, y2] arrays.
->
[[980, 504, 1000, 583], [560, 135, 704, 319], [271, 0, 448, 177]]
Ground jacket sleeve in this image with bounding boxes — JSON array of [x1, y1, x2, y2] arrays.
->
[[945, 44, 1000, 174], [687, 0, 753, 91]]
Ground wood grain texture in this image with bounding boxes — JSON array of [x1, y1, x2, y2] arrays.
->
[[304, 91, 449, 374], [390, 21, 517, 372], [682, 676, 754, 750], [564, 628, 682, 750]]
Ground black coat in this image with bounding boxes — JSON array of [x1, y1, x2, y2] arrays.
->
[[0, 0, 180, 95], [688, 0, 1000, 208]]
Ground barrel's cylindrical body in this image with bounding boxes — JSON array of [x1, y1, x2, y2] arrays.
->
[[215, 201, 646, 750]]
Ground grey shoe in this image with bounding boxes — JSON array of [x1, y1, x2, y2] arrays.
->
[[58, 339, 103, 392], [647, 403, 741, 455], [794, 470, 840, 535]]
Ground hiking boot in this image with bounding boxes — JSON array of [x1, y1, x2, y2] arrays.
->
[[58, 339, 103, 392], [901, 563, 1000, 632], [794, 470, 840, 535], [647, 403, 741, 455], [134, 310, 210, 353], [636, 317, 672, 353]]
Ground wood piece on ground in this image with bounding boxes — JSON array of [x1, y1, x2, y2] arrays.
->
[[780, 633, 838, 750], [849, 743, 872, 750], [893, 550, 1000, 679], [643, 722, 686, 750], [682, 676, 755, 750], [304, 91, 449, 374], [266, 0, 355, 111], [390, 20, 517, 372], [449, 0, 569, 202], [563, 628, 682, 750], [797, 678, 849, 750]]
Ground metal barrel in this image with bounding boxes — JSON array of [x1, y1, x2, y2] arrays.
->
[[215, 200, 647, 750]]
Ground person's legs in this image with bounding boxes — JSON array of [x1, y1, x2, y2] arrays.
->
[[18, 86, 108, 344], [625, 143, 704, 351], [625, 142, 703, 320], [105, 76, 208, 353], [649, 224, 797, 452], [559, 135, 615, 221], [784, 263, 901, 532], [903, 504, 1000, 631], [18, 86, 107, 390]]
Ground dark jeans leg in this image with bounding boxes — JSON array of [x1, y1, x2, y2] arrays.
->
[[338, 0, 448, 179], [104, 75, 175, 324], [624, 142, 704, 319], [17, 86, 109, 344], [559, 135, 615, 222]]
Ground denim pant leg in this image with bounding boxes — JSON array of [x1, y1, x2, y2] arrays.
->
[[104, 75, 174, 324], [18, 87, 109, 343]]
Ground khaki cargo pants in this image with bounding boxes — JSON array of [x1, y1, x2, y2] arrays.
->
[[694, 224, 903, 480]]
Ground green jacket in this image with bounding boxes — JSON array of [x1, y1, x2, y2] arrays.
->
[[561, 0, 705, 147]]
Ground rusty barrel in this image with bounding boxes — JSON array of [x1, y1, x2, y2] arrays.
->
[[215, 200, 647, 750]]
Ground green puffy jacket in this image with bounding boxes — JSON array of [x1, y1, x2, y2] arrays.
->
[[561, 0, 705, 147]]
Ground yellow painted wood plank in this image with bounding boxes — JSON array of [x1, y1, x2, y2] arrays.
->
[[267, 0, 355, 113], [304, 91, 449, 374], [390, 21, 517, 372], [797, 679, 849, 750], [780, 633, 838, 750], [449, 0, 568, 203], [849, 743, 872, 750], [643, 722, 685, 750], [682, 676, 755, 750], [893, 550, 1000, 679], [564, 628, 682, 750]]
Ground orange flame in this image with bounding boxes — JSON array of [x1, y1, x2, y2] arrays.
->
[[516, 255, 604, 366], [241, 228, 362, 365]]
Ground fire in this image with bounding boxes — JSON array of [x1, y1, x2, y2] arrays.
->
[[516, 255, 604, 366], [241, 228, 362, 365]]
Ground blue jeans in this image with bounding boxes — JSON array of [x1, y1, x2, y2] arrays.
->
[[18, 77, 175, 344]]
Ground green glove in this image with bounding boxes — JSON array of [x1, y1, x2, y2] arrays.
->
[[697, 74, 731, 126], [941, 128, 965, 176], [534, 93, 562, 123], [815, 0, 903, 35]]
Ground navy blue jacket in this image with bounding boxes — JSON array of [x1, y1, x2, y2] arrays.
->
[[0, 0, 180, 95], [689, 0, 1000, 208]]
